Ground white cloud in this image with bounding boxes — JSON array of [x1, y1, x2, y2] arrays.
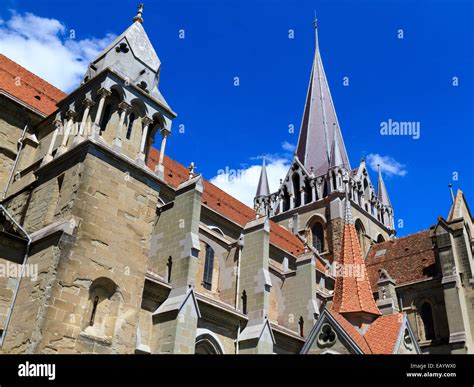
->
[[0, 12, 115, 91], [281, 141, 296, 153], [366, 153, 407, 177], [209, 156, 290, 207]]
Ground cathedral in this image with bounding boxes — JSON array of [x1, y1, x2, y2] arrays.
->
[[0, 5, 472, 355]]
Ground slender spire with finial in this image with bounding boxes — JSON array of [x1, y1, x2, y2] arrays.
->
[[295, 13, 350, 176], [256, 157, 271, 198], [377, 164, 392, 207], [133, 3, 144, 24], [331, 176, 381, 318], [449, 183, 455, 203], [313, 11, 319, 48]]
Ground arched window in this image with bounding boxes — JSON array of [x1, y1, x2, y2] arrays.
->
[[376, 234, 385, 243], [312, 222, 324, 252], [195, 334, 224, 354], [282, 187, 290, 212], [292, 174, 301, 207], [304, 179, 312, 204], [126, 112, 135, 140], [84, 277, 119, 339], [203, 244, 215, 290], [420, 302, 435, 340], [100, 104, 111, 134]]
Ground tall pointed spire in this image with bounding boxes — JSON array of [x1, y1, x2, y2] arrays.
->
[[377, 165, 392, 207], [295, 17, 350, 177], [331, 181, 381, 318], [256, 157, 270, 198]]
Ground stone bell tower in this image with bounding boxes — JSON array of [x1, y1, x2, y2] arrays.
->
[[0, 4, 176, 353], [254, 18, 395, 263]]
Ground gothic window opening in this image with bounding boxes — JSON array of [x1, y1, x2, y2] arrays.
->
[[292, 174, 301, 207], [317, 324, 337, 347], [355, 219, 366, 255], [376, 234, 385, 243], [282, 187, 290, 212], [100, 104, 112, 134], [420, 302, 435, 340], [312, 222, 324, 253], [304, 179, 312, 204], [241, 290, 247, 315], [126, 112, 135, 140], [84, 277, 119, 340], [203, 244, 214, 290]]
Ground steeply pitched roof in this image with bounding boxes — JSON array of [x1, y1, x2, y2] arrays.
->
[[377, 167, 392, 207], [0, 54, 65, 116], [366, 230, 437, 289], [295, 26, 350, 176], [328, 309, 404, 354], [147, 148, 305, 256], [331, 197, 381, 316], [90, 21, 161, 73]]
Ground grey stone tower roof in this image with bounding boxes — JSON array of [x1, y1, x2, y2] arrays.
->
[[377, 166, 392, 207], [256, 158, 270, 198], [295, 20, 350, 176]]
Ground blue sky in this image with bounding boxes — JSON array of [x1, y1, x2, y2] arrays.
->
[[0, 0, 473, 236]]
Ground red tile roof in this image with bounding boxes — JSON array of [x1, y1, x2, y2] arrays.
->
[[147, 148, 305, 256], [0, 54, 65, 116], [364, 313, 404, 354], [329, 310, 404, 354], [332, 223, 381, 316], [366, 230, 437, 289], [329, 310, 372, 353]]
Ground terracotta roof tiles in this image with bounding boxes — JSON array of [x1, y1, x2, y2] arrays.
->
[[0, 54, 65, 116], [366, 230, 437, 289], [147, 148, 305, 256]]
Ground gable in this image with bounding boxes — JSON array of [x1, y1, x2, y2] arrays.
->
[[301, 309, 363, 354]]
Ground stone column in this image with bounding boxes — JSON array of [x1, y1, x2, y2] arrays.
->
[[155, 127, 170, 179], [113, 101, 131, 152], [311, 181, 316, 202], [41, 119, 62, 165], [92, 88, 111, 140], [136, 116, 153, 165], [73, 98, 94, 145], [290, 194, 295, 210], [56, 110, 77, 156], [300, 188, 305, 207]]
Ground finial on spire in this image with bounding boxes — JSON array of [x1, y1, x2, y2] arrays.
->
[[133, 3, 144, 24], [188, 161, 196, 179], [448, 183, 455, 203], [313, 10, 318, 29]]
